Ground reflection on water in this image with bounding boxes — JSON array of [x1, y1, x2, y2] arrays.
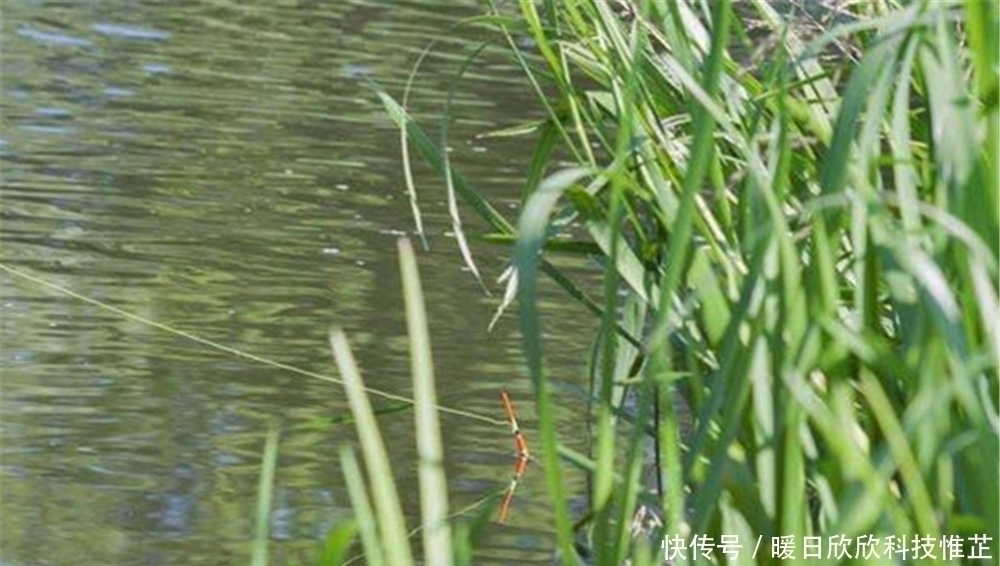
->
[[0, 1, 596, 565]]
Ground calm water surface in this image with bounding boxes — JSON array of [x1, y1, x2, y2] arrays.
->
[[0, 2, 599, 564]]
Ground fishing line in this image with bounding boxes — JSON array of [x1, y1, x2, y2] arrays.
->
[[0, 262, 507, 427], [340, 489, 501, 566]]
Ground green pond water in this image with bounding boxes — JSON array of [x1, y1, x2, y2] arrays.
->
[[0, 2, 599, 564]]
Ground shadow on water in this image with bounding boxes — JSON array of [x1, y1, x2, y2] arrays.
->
[[0, 1, 598, 564]]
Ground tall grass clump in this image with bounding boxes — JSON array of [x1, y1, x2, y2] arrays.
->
[[377, 0, 998, 564]]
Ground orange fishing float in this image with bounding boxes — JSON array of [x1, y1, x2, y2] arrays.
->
[[498, 389, 531, 523], [498, 448, 529, 523], [500, 389, 530, 458]]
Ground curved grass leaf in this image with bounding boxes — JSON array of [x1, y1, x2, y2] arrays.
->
[[329, 330, 414, 566]]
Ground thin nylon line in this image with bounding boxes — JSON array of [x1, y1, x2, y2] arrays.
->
[[0, 263, 506, 427], [341, 488, 501, 566]]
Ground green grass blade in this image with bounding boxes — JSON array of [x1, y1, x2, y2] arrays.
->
[[858, 371, 939, 539], [649, 0, 732, 349], [251, 423, 280, 566], [315, 519, 359, 566], [398, 237, 453, 566], [339, 446, 385, 566], [329, 330, 414, 566], [515, 168, 593, 564]]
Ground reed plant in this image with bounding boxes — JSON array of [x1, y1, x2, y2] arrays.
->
[[363, 0, 998, 564]]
